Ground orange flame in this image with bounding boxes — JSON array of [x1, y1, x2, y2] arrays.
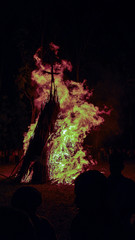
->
[[23, 43, 110, 184], [23, 118, 38, 155]]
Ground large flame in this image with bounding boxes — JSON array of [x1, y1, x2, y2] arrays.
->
[[23, 43, 110, 184]]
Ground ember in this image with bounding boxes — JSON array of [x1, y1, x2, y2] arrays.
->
[[16, 43, 110, 184]]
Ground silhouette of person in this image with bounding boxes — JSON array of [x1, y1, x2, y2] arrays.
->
[[0, 206, 36, 240], [11, 186, 57, 240], [107, 150, 135, 240], [70, 170, 108, 240]]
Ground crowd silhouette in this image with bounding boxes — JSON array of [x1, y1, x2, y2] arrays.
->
[[71, 149, 135, 240], [11, 186, 57, 240], [70, 170, 108, 240], [0, 205, 37, 240], [0, 148, 135, 240], [106, 149, 135, 240]]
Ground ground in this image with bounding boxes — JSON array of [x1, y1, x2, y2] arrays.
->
[[0, 161, 135, 240]]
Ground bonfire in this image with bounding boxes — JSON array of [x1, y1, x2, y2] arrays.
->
[[13, 43, 110, 184]]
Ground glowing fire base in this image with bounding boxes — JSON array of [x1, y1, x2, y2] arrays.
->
[[19, 43, 110, 184]]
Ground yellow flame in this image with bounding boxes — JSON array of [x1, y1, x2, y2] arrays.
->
[[21, 162, 34, 183], [23, 118, 38, 154], [23, 44, 110, 184], [47, 82, 106, 183]]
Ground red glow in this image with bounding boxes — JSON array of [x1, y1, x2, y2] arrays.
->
[[22, 43, 111, 184]]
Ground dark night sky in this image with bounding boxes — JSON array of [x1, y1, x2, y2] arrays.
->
[[1, 1, 135, 74], [0, 1, 135, 76], [0, 0, 135, 149], [0, 1, 134, 99]]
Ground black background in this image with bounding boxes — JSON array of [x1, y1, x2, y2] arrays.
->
[[0, 0, 135, 150]]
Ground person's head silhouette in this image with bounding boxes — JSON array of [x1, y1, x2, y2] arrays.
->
[[11, 186, 42, 215], [109, 150, 124, 176], [74, 170, 107, 212]]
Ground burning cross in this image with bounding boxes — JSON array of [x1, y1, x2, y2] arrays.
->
[[43, 64, 59, 83], [43, 64, 59, 98]]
